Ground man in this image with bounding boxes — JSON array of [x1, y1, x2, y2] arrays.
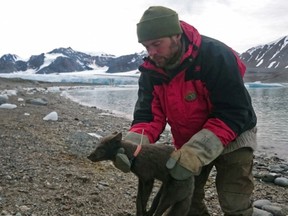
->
[[118, 6, 257, 216]]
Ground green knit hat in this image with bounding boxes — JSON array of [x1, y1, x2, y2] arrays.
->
[[137, 6, 183, 43]]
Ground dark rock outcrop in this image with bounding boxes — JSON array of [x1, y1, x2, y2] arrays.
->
[[0, 54, 20, 73], [27, 53, 45, 70], [37, 56, 92, 74], [106, 53, 145, 73]]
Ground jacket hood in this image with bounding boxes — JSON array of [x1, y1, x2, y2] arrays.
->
[[180, 21, 201, 59]]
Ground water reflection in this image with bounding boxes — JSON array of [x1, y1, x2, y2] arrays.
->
[[248, 87, 288, 160]]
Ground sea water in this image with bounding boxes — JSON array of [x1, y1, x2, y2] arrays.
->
[[63, 85, 288, 161]]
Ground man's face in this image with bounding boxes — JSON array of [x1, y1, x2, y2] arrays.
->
[[141, 35, 181, 68]]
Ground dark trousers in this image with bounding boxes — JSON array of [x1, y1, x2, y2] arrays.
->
[[188, 147, 254, 216]]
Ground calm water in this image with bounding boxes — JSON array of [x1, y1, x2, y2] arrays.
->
[[63, 85, 288, 161], [248, 87, 288, 160]]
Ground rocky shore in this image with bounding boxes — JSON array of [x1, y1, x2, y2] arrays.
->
[[0, 77, 287, 216]]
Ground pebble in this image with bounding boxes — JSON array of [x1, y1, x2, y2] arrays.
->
[[0, 103, 17, 109], [1, 89, 17, 96], [1, 210, 12, 216], [261, 173, 281, 183], [253, 160, 288, 216], [26, 98, 48, 106], [253, 199, 288, 216], [279, 164, 288, 170], [43, 111, 58, 121], [253, 207, 273, 216], [254, 199, 272, 208], [271, 164, 288, 175], [19, 205, 30, 212], [0, 94, 8, 104], [254, 161, 288, 187], [274, 177, 288, 187], [262, 205, 283, 216]]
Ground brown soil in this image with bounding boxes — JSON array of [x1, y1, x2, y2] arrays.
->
[[0, 77, 287, 216]]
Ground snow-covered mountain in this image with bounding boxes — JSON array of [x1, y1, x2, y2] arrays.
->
[[240, 36, 288, 82], [240, 36, 288, 70], [1, 36, 288, 82], [0, 47, 146, 74]]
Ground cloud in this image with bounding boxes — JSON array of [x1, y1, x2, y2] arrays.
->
[[0, 0, 287, 57]]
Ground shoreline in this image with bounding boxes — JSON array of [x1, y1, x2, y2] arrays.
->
[[5, 76, 287, 161], [0, 77, 287, 215]]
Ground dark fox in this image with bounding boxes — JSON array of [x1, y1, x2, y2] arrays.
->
[[87, 132, 194, 216]]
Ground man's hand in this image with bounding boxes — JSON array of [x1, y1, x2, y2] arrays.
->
[[113, 148, 131, 173], [166, 147, 202, 180], [166, 129, 224, 180], [124, 131, 150, 145], [113, 131, 150, 173]]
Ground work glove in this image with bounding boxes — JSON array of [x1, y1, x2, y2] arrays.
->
[[113, 131, 150, 173], [166, 129, 224, 180], [124, 131, 150, 145], [113, 147, 131, 173]]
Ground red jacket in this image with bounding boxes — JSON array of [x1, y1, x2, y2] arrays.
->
[[129, 21, 257, 149]]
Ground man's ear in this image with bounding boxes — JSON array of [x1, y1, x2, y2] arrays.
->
[[176, 34, 182, 39], [171, 34, 182, 42]]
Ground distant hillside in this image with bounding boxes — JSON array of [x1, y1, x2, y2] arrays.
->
[[240, 36, 288, 82], [1, 35, 288, 82], [0, 47, 146, 75]]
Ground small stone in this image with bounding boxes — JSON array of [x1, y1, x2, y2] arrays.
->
[[253, 199, 272, 209], [0, 103, 17, 109], [98, 181, 109, 187], [274, 177, 288, 187], [253, 172, 264, 179], [279, 163, 288, 171], [26, 98, 48, 106], [269, 165, 285, 173], [0, 95, 8, 105], [19, 205, 30, 212], [261, 173, 281, 183], [253, 207, 273, 216], [43, 111, 58, 121], [262, 205, 283, 216], [1, 210, 10, 215], [5, 175, 12, 180]]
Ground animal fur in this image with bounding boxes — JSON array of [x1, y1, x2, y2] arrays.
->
[[88, 132, 194, 216]]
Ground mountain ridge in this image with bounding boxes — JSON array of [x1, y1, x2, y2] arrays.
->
[[240, 35, 288, 82], [1, 36, 287, 82]]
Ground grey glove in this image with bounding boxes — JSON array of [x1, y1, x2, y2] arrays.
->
[[166, 129, 224, 180], [124, 131, 150, 145], [113, 131, 150, 173], [113, 148, 131, 173]]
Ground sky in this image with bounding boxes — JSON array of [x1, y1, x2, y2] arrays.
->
[[1, 0, 288, 59]]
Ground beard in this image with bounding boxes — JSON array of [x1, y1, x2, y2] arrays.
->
[[151, 38, 182, 68]]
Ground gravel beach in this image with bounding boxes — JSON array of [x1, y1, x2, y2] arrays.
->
[[0, 77, 287, 216]]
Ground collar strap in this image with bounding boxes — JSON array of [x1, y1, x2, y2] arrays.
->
[[133, 144, 142, 157], [130, 144, 142, 166]]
